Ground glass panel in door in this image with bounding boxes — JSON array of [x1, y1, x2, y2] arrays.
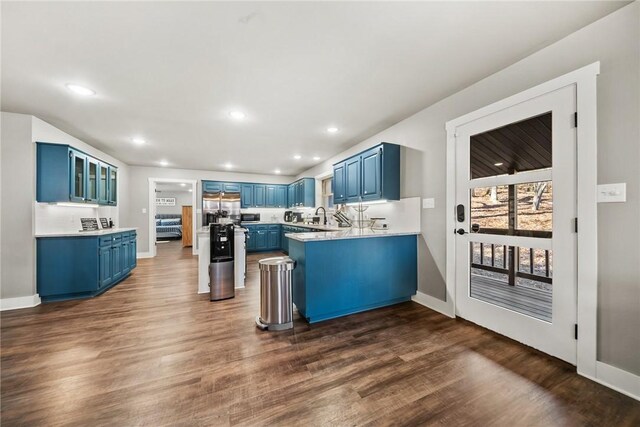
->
[[71, 152, 86, 201], [109, 168, 117, 204], [87, 160, 98, 201], [99, 164, 108, 203]]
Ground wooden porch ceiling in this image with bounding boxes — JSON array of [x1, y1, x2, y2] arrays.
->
[[470, 112, 552, 179]]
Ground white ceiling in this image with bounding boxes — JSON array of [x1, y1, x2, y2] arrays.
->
[[1, 1, 627, 175], [156, 182, 193, 193]]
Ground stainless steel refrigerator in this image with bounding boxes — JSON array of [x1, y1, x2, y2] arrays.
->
[[202, 191, 241, 225]]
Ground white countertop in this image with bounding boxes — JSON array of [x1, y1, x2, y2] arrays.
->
[[35, 227, 138, 238], [285, 228, 420, 242], [243, 221, 343, 231], [196, 226, 248, 236]]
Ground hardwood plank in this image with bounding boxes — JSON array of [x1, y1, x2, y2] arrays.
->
[[1, 241, 638, 426]]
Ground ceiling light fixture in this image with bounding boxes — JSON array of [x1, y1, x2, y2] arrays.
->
[[293, 155, 302, 160], [159, 160, 169, 167], [189, 189, 193, 192], [327, 127, 339, 133], [229, 111, 246, 120], [180, 183, 186, 187], [274, 169, 281, 174], [65, 83, 95, 96], [224, 162, 233, 169], [313, 156, 321, 161], [494, 162, 504, 166], [132, 137, 146, 145]]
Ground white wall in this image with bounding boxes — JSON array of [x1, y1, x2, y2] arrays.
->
[[297, 3, 640, 375], [155, 190, 192, 216], [1, 113, 36, 299], [0, 113, 130, 302], [128, 165, 294, 253]]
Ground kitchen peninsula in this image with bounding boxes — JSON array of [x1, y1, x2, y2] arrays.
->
[[287, 228, 419, 323]]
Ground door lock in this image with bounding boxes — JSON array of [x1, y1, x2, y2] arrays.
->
[[455, 228, 467, 235]]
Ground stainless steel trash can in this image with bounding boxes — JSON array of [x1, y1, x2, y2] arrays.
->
[[255, 257, 296, 331]]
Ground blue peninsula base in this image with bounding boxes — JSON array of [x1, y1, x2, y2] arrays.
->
[[288, 234, 417, 323]]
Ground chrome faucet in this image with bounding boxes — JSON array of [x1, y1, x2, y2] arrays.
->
[[315, 207, 327, 225]]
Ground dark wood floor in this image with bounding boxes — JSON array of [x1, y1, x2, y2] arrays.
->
[[2, 241, 639, 426]]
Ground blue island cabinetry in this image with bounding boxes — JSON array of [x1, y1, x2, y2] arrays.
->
[[288, 233, 417, 323], [37, 230, 137, 302]]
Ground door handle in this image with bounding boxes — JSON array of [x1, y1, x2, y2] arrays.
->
[[455, 228, 468, 235]]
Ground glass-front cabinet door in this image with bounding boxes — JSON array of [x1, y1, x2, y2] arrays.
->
[[86, 158, 99, 202], [69, 150, 86, 202], [98, 163, 109, 204], [108, 167, 118, 205]]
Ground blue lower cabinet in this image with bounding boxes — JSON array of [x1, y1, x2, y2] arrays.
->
[[244, 224, 283, 252], [37, 231, 137, 302]]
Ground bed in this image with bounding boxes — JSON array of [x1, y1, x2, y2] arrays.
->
[[156, 214, 182, 240]]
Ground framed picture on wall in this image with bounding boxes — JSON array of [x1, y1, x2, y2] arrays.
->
[[156, 197, 176, 206]]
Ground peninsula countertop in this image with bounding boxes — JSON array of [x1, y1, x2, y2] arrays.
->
[[285, 228, 420, 242], [35, 227, 138, 238], [196, 222, 343, 236]]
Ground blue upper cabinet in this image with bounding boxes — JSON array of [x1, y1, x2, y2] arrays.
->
[[288, 178, 315, 208], [202, 181, 222, 192], [265, 185, 277, 207], [331, 142, 400, 204], [37, 142, 118, 205], [253, 185, 266, 207], [333, 161, 346, 204], [241, 184, 254, 208], [275, 185, 287, 208], [345, 157, 361, 203], [223, 182, 240, 192], [361, 145, 382, 201]]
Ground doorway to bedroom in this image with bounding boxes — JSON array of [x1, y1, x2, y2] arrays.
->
[[149, 178, 198, 259]]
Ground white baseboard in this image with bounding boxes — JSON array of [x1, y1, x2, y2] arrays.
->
[[0, 294, 41, 311], [412, 291, 454, 318], [580, 362, 640, 401], [136, 252, 153, 259]]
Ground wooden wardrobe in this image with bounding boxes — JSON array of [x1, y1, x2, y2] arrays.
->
[[182, 205, 193, 247]]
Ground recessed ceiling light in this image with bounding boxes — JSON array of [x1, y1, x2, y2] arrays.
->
[[180, 183, 186, 187], [313, 156, 321, 161], [293, 155, 302, 160], [159, 160, 169, 167], [274, 169, 281, 174], [327, 127, 339, 133], [132, 137, 146, 145], [189, 189, 193, 192], [224, 162, 233, 169], [65, 83, 95, 96], [229, 111, 246, 120], [494, 162, 504, 166]]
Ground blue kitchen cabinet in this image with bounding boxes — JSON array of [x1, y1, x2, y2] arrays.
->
[[275, 185, 287, 208], [254, 185, 266, 207], [37, 230, 137, 302], [265, 185, 277, 207], [331, 142, 400, 204], [223, 182, 240, 192], [202, 181, 222, 192], [255, 229, 268, 250], [332, 161, 346, 204], [246, 228, 257, 251], [288, 178, 315, 207], [361, 145, 382, 201], [98, 163, 110, 205], [37, 142, 118, 205], [345, 157, 361, 203], [287, 184, 296, 208], [241, 184, 254, 208], [69, 149, 86, 203]]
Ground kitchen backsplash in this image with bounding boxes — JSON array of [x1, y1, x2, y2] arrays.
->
[[35, 203, 119, 235]]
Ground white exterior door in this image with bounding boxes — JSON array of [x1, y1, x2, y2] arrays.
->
[[454, 84, 577, 364]]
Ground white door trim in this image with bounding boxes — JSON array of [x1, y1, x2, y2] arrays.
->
[[148, 178, 198, 257], [445, 62, 599, 378]]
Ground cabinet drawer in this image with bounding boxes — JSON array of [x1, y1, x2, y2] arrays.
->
[[268, 225, 280, 231], [256, 225, 268, 231]]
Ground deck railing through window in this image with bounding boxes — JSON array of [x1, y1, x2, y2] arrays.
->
[[471, 243, 552, 286]]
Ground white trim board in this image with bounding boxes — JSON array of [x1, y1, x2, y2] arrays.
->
[[581, 362, 640, 402], [148, 178, 198, 257], [0, 294, 41, 311], [136, 252, 154, 259], [412, 291, 454, 318], [445, 63, 600, 377]]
